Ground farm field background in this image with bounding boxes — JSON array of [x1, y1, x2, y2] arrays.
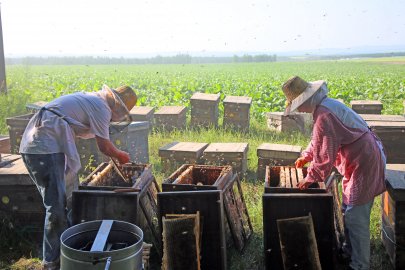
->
[[0, 59, 404, 269]]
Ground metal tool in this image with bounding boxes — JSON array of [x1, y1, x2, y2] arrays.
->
[[110, 157, 131, 184]]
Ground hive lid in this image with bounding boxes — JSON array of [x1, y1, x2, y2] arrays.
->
[[360, 114, 405, 122], [367, 121, 405, 129], [190, 92, 220, 101], [130, 106, 155, 116], [257, 143, 302, 159], [223, 96, 252, 105], [386, 164, 405, 200], [204, 142, 249, 153], [159, 142, 209, 159], [350, 100, 382, 106], [155, 106, 187, 115]]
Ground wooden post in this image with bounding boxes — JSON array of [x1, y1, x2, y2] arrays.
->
[[0, 4, 6, 94]]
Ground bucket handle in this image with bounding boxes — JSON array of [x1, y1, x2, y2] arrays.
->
[[104, 257, 112, 270]]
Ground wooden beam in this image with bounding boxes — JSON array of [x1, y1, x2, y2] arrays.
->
[[0, 5, 6, 94]]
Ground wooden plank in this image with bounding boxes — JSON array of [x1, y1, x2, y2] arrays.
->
[[129, 106, 154, 116], [190, 92, 220, 102], [280, 167, 286, 188], [360, 114, 405, 122], [223, 95, 252, 105], [297, 168, 304, 182], [285, 167, 291, 188], [277, 215, 321, 270], [257, 143, 302, 160], [290, 167, 298, 187], [90, 220, 113, 252], [155, 106, 187, 115], [350, 100, 382, 106], [158, 190, 226, 270], [263, 193, 334, 270]]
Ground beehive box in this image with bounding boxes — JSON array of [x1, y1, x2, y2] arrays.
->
[[6, 113, 34, 154], [72, 162, 161, 254], [154, 106, 187, 131], [223, 96, 252, 131], [25, 101, 48, 113], [162, 164, 252, 251], [266, 112, 312, 134], [129, 106, 155, 127], [382, 164, 405, 269], [0, 135, 10, 153], [203, 143, 249, 176], [77, 121, 150, 174], [263, 166, 334, 270], [0, 155, 44, 240], [190, 92, 220, 128], [158, 141, 209, 171], [257, 143, 302, 180], [367, 121, 405, 164], [159, 164, 252, 269], [350, 100, 383, 114]]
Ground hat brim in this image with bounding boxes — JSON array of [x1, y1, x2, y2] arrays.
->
[[284, 80, 325, 115], [103, 85, 132, 122]]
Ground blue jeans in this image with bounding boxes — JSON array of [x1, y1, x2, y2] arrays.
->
[[342, 200, 374, 270], [22, 153, 70, 265]]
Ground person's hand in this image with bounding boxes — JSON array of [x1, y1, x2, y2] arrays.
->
[[295, 157, 308, 168], [297, 180, 312, 190], [116, 151, 130, 164]]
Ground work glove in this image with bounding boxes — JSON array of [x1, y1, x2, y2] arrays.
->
[[116, 151, 130, 164], [295, 157, 308, 168]]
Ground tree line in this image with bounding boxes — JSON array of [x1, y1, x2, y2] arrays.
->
[[5, 54, 277, 65]]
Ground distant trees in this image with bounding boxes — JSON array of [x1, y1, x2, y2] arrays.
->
[[6, 53, 278, 65]]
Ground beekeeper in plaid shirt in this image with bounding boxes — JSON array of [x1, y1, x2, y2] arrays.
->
[[282, 76, 386, 270]]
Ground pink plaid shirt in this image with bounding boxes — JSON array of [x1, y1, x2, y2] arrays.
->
[[302, 105, 386, 206]]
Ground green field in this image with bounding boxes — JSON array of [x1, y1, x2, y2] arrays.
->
[[0, 59, 404, 269]]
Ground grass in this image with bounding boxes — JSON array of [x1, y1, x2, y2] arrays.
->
[[0, 119, 394, 269]]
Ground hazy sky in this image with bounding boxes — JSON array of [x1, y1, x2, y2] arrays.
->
[[1, 0, 405, 57]]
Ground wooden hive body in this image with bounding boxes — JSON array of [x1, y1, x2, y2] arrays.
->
[[158, 142, 209, 172], [263, 166, 334, 270], [367, 121, 405, 164], [129, 106, 155, 126], [190, 92, 220, 128], [0, 135, 10, 153], [6, 113, 34, 154], [76, 121, 150, 174], [25, 101, 48, 113], [257, 143, 302, 180], [350, 100, 383, 114], [266, 112, 312, 134], [0, 155, 44, 241], [382, 164, 405, 269], [223, 96, 252, 131], [72, 162, 161, 255], [203, 142, 249, 176], [154, 106, 187, 131], [159, 164, 252, 269]]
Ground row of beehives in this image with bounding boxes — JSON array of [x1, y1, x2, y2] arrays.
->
[[71, 162, 253, 270]]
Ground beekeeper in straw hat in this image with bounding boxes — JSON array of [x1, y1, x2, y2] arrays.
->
[[20, 85, 137, 270], [282, 76, 386, 270]]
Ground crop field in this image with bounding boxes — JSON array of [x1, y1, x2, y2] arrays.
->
[[0, 59, 404, 269]]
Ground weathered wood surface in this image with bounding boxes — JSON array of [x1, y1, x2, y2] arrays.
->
[[0, 157, 32, 185], [203, 143, 248, 175], [129, 106, 155, 123], [159, 142, 209, 159], [263, 193, 334, 270], [6, 113, 34, 154], [266, 112, 311, 133], [360, 114, 405, 122], [154, 106, 187, 131], [223, 96, 252, 130], [190, 93, 220, 128], [158, 190, 227, 270], [351, 100, 383, 114], [223, 95, 252, 105], [277, 215, 322, 270], [257, 143, 302, 159], [190, 92, 221, 102], [0, 136, 10, 153]]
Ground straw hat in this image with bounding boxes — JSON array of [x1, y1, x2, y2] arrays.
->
[[103, 85, 137, 121], [282, 76, 325, 115]]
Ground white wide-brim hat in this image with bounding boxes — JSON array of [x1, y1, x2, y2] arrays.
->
[[282, 76, 325, 115]]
